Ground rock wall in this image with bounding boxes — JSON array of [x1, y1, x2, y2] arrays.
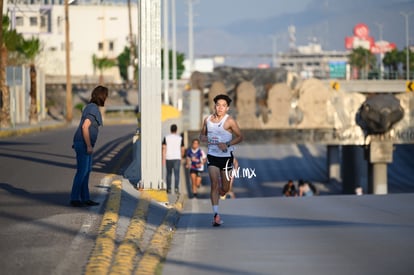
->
[[201, 71, 378, 133], [235, 81, 260, 129]]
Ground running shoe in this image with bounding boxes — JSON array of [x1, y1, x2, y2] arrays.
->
[[212, 213, 223, 226]]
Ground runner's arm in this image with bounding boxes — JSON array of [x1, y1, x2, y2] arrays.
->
[[199, 117, 208, 142], [227, 117, 243, 146]]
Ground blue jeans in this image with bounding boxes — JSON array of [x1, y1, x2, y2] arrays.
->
[[71, 141, 92, 201], [166, 159, 181, 192]]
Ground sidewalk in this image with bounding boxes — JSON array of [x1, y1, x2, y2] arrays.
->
[[0, 117, 140, 139], [0, 119, 69, 138]]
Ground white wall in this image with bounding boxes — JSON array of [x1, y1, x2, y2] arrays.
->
[[7, 4, 138, 82]]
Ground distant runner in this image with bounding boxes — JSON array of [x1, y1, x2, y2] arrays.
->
[[200, 94, 243, 226], [185, 138, 207, 198]]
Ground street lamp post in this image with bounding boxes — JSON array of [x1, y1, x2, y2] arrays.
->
[[375, 22, 384, 79], [187, 0, 195, 74], [171, 0, 178, 109], [270, 35, 279, 67], [401, 12, 413, 80], [163, 0, 169, 104]]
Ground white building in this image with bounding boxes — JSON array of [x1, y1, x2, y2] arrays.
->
[[278, 42, 349, 79], [5, 1, 139, 83], [181, 58, 214, 79]]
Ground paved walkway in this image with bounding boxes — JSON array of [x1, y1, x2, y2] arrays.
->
[[163, 193, 414, 275], [5, 119, 414, 274]]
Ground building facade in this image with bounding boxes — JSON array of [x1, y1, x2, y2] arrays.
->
[[5, 1, 138, 83], [278, 42, 350, 79]]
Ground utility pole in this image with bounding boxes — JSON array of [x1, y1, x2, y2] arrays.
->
[[375, 22, 384, 79], [171, 0, 178, 108], [270, 35, 279, 67], [163, 0, 169, 104], [187, 0, 195, 74], [401, 12, 413, 80], [65, 0, 72, 123]]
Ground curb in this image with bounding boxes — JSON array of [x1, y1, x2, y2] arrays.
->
[[135, 193, 184, 275], [85, 178, 185, 275], [0, 121, 69, 138], [85, 179, 122, 275], [0, 118, 138, 139], [109, 192, 151, 275]]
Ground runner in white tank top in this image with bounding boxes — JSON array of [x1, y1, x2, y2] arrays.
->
[[206, 114, 233, 157], [200, 94, 243, 226]]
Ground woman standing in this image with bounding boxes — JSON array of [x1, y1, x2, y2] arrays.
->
[[70, 85, 108, 207]]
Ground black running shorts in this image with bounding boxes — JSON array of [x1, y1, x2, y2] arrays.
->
[[207, 153, 234, 170], [189, 169, 202, 177]]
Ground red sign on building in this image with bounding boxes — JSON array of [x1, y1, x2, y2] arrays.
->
[[345, 23, 395, 54]]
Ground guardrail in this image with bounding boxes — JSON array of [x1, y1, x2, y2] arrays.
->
[[322, 80, 410, 93], [186, 128, 414, 145], [105, 105, 137, 113]]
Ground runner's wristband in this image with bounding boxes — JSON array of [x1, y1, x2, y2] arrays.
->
[[226, 142, 231, 147]]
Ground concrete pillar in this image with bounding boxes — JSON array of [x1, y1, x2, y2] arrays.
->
[[341, 145, 368, 194], [369, 163, 388, 194], [367, 141, 393, 195], [138, 0, 162, 189], [182, 89, 201, 131], [327, 145, 341, 184]]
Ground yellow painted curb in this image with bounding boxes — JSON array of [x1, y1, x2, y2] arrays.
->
[[134, 209, 177, 275], [141, 189, 168, 204], [109, 192, 151, 275], [85, 179, 122, 275], [134, 195, 184, 275]]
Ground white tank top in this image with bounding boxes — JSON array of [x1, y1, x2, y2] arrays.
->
[[165, 134, 183, 160], [207, 114, 233, 157]]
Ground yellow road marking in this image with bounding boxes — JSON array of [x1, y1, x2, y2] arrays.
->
[[85, 175, 184, 275], [135, 195, 184, 275], [109, 192, 151, 275], [85, 179, 122, 275]]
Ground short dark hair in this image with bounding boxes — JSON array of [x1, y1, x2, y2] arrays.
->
[[213, 94, 232, 106], [90, 85, 108, 107], [170, 124, 177, 132]]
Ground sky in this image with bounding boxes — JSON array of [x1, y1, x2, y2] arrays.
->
[[174, 0, 313, 28], [168, 0, 413, 67]]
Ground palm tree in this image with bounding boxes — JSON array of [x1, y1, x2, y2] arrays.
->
[[0, 1, 5, 128], [401, 48, 414, 78], [0, 15, 24, 128], [348, 47, 376, 79], [383, 49, 403, 79], [92, 54, 117, 84], [0, 16, 8, 128], [18, 37, 41, 124], [160, 49, 186, 80], [117, 46, 133, 82]]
